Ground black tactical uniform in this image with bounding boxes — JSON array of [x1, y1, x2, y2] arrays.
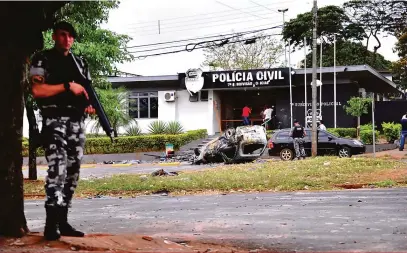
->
[[29, 44, 91, 240], [290, 123, 306, 159]]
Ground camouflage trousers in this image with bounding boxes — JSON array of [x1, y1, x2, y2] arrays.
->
[[293, 138, 306, 158], [41, 116, 85, 208]]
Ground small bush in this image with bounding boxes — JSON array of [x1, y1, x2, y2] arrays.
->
[[327, 128, 357, 138], [148, 120, 167, 135], [166, 121, 184, 135], [382, 122, 401, 143], [360, 123, 376, 132], [125, 120, 142, 136], [360, 130, 380, 144], [22, 129, 208, 156]]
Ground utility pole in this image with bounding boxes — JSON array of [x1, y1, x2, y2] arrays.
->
[[279, 8, 289, 66], [311, 0, 318, 157]]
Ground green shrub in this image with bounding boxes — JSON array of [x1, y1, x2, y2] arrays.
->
[[381, 122, 401, 143], [360, 123, 376, 132], [327, 128, 357, 138], [22, 129, 208, 156], [148, 120, 167, 135], [360, 130, 380, 144], [125, 119, 142, 136], [165, 121, 184, 135]]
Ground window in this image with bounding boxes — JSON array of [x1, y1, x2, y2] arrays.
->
[[128, 91, 158, 118], [276, 131, 291, 140], [200, 90, 209, 101]]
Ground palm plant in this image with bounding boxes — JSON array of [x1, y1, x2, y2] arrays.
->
[[125, 119, 142, 136], [91, 86, 131, 137], [165, 121, 184, 134], [148, 120, 167, 135]]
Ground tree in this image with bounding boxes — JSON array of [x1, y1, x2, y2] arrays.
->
[[344, 0, 407, 59], [392, 30, 407, 89], [301, 41, 392, 70], [201, 33, 284, 70], [25, 1, 135, 179], [282, 5, 365, 50], [343, 97, 372, 138], [90, 87, 131, 137], [0, 2, 68, 237]]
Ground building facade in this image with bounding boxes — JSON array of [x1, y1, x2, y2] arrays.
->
[[22, 65, 401, 138]]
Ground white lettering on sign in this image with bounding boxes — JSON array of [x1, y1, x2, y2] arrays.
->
[[212, 70, 284, 83], [212, 73, 219, 82]]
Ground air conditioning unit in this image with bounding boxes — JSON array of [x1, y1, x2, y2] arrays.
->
[[164, 91, 176, 102]]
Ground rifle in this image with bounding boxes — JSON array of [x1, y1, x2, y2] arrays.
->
[[71, 53, 115, 142], [83, 79, 115, 142]]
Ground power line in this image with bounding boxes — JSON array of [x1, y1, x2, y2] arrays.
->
[[132, 33, 282, 59], [133, 18, 281, 37], [124, 0, 296, 28], [125, 24, 283, 49], [126, 10, 280, 34], [215, 0, 270, 20], [249, 0, 280, 14]]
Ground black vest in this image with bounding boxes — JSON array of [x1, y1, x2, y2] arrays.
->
[[292, 126, 304, 138]]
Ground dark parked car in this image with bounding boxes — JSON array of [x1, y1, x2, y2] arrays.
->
[[268, 128, 366, 160]]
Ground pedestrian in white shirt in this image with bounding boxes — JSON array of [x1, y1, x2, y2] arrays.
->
[[263, 105, 273, 130], [319, 120, 327, 131]]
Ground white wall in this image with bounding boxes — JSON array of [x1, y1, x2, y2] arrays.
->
[[22, 89, 217, 138], [211, 90, 221, 135], [175, 90, 210, 133]]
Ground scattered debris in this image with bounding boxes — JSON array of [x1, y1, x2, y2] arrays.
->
[[102, 160, 140, 164], [324, 161, 331, 166], [151, 169, 178, 177], [142, 236, 154, 241]]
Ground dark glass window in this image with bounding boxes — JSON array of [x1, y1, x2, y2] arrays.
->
[[128, 91, 158, 118]]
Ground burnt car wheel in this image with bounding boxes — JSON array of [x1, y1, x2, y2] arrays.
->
[[280, 148, 293, 161], [338, 146, 351, 158]]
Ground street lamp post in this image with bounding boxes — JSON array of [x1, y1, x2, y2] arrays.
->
[[279, 8, 288, 67]]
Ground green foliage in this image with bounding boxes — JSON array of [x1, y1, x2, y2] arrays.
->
[[301, 41, 391, 70], [360, 130, 380, 145], [148, 120, 168, 135], [343, 97, 372, 117], [165, 121, 184, 135], [327, 128, 357, 138], [43, 1, 134, 80], [283, 5, 365, 50], [360, 123, 375, 132], [125, 119, 142, 136], [22, 129, 208, 156], [90, 87, 131, 136], [381, 122, 402, 143], [202, 33, 284, 70]]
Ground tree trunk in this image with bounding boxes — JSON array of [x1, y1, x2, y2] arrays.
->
[[0, 48, 29, 237], [24, 94, 39, 180], [357, 116, 361, 139]]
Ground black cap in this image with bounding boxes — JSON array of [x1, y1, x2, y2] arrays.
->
[[294, 120, 299, 123], [53, 21, 77, 38]]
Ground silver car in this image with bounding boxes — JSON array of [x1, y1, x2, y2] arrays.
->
[[193, 125, 268, 164]]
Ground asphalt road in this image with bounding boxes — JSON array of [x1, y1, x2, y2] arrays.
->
[[25, 188, 407, 252]]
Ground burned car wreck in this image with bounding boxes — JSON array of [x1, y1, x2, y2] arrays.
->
[[192, 125, 268, 164]]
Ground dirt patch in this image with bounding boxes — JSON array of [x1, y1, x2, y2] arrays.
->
[[0, 233, 249, 252]]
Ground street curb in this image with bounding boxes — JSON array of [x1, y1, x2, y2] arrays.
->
[[153, 162, 181, 166]]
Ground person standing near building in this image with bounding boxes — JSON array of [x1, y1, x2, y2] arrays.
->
[[262, 105, 273, 130], [399, 113, 407, 151], [29, 21, 96, 240], [318, 120, 326, 131], [290, 120, 307, 160], [242, 104, 251, 126]]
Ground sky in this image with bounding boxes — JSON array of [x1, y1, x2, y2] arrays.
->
[[102, 0, 399, 76]]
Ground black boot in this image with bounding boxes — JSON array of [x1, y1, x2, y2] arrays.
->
[[44, 207, 61, 241], [59, 207, 85, 237]]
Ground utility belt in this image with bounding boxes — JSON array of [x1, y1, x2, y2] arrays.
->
[[40, 107, 85, 122]]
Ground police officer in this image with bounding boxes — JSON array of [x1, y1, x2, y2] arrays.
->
[[29, 21, 96, 240], [289, 120, 307, 160]]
